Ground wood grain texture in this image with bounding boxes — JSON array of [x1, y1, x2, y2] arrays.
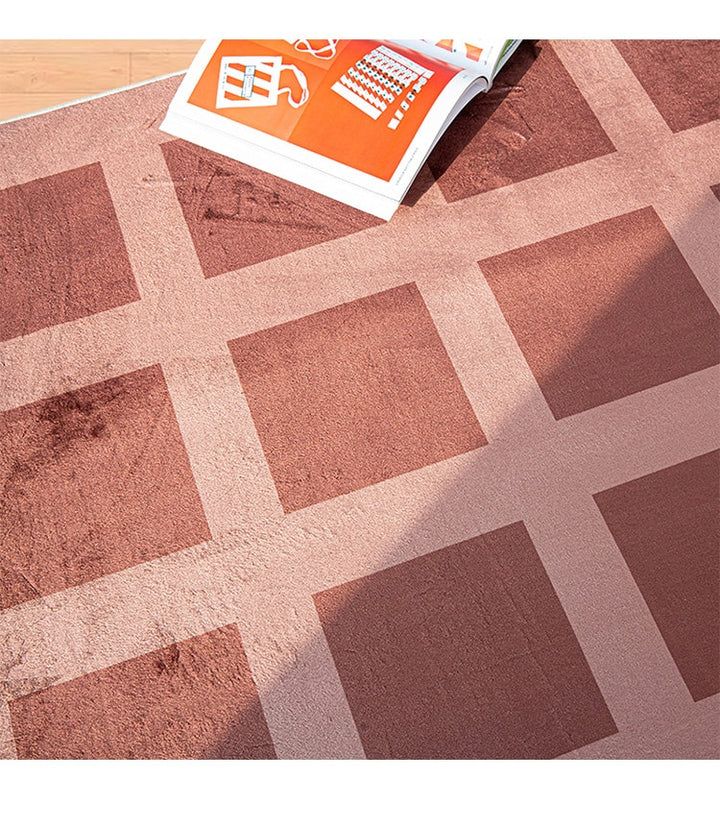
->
[[0, 53, 130, 93], [129, 53, 194, 83], [0, 40, 202, 53], [0, 40, 199, 119]]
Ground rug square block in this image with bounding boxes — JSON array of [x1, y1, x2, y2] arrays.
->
[[229, 283, 487, 512], [614, 40, 720, 133], [595, 451, 720, 702], [10, 625, 276, 759], [479, 207, 720, 418], [0, 162, 139, 342], [314, 522, 617, 759], [427, 41, 615, 202], [0, 365, 210, 609], [161, 139, 381, 277]]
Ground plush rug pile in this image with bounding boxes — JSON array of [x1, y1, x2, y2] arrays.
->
[[0, 40, 718, 759]]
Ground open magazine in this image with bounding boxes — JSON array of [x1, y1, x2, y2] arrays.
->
[[161, 39, 520, 219]]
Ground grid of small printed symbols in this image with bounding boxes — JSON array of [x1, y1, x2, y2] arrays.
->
[[0, 41, 718, 759]]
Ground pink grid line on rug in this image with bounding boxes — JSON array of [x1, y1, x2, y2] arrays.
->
[[0, 40, 718, 759]]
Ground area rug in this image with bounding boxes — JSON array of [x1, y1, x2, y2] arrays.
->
[[0, 40, 718, 759]]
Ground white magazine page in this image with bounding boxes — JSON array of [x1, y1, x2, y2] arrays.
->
[[396, 39, 521, 85], [160, 39, 482, 218]]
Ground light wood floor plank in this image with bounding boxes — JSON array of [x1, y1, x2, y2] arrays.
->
[[0, 53, 130, 94], [0, 40, 202, 54], [0, 41, 201, 118], [130, 53, 194, 83]]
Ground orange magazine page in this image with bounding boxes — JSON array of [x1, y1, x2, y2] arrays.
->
[[186, 40, 461, 182]]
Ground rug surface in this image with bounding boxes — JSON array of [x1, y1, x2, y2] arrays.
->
[[0, 40, 718, 759]]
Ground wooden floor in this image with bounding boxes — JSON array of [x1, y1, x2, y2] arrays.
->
[[0, 40, 202, 120]]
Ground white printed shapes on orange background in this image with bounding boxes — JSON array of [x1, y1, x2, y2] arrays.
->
[[330, 45, 434, 130], [290, 39, 339, 60], [216, 56, 310, 109]]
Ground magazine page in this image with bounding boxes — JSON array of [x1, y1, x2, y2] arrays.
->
[[397, 39, 521, 84], [160, 39, 482, 218]]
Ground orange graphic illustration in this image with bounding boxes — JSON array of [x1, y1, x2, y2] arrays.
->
[[291, 39, 339, 60], [216, 56, 309, 109], [433, 40, 484, 63], [187, 39, 460, 181]]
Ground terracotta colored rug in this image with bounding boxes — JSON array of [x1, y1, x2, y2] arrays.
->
[[1, 40, 718, 760]]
